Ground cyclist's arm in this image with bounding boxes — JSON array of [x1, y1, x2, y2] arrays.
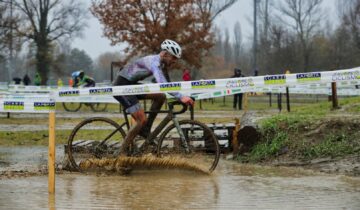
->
[[150, 62, 182, 99]]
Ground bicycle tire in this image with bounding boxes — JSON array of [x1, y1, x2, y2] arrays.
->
[[157, 119, 220, 172], [90, 103, 108, 112], [62, 102, 82, 112], [67, 117, 126, 171]]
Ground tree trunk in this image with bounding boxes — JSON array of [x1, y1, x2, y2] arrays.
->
[[236, 111, 262, 154], [36, 38, 50, 85]]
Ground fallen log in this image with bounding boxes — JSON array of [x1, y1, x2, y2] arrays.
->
[[237, 111, 262, 154]]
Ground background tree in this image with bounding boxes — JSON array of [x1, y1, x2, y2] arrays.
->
[[94, 52, 123, 82], [233, 21, 242, 67], [12, 0, 88, 85], [223, 27, 232, 67], [92, 0, 237, 73], [276, 0, 323, 72]]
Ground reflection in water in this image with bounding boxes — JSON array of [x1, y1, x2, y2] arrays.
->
[[0, 161, 360, 209]]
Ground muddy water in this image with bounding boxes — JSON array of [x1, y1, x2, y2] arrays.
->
[[1, 148, 360, 209]]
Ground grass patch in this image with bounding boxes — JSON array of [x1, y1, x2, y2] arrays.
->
[[0, 129, 125, 146], [0, 130, 71, 146], [301, 133, 359, 159]]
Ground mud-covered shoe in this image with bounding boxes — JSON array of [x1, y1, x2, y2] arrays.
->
[[138, 127, 151, 139]]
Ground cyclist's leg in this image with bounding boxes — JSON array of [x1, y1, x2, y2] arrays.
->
[[113, 94, 147, 156], [119, 109, 146, 155], [139, 93, 166, 136]]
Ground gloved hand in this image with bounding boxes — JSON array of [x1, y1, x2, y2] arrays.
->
[[180, 96, 194, 106]]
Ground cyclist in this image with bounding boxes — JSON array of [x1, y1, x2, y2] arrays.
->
[[71, 70, 96, 88], [113, 39, 194, 156]]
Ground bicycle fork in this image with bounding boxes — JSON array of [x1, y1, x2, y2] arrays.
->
[[172, 118, 190, 153]]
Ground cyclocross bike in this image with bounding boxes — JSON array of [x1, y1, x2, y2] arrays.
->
[[62, 102, 108, 112], [66, 99, 220, 173]]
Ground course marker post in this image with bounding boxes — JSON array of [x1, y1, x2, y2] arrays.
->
[[48, 111, 55, 193]]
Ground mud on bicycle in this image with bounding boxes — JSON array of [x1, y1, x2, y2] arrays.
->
[[66, 99, 220, 173]]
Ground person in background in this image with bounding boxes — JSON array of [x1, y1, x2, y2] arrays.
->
[[23, 74, 31, 86], [71, 70, 95, 88], [182, 69, 191, 81], [34, 72, 41, 86], [13, 77, 22, 85], [254, 68, 259, 77], [232, 68, 244, 110], [69, 77, 73, 87], [57, 78, 63, 87]]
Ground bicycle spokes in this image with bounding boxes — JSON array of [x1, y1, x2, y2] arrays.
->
[[157, 120, 220, 172]]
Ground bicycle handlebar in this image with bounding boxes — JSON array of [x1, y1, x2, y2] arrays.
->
[[167, 97, 195, 115]]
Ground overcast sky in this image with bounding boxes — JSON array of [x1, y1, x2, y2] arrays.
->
[[72, 0, 337, 60]]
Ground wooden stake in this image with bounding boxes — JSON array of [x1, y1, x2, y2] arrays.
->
[[243, 93, 248, 112], [232, 118, 240, 157], [48, 111, 55, 194]]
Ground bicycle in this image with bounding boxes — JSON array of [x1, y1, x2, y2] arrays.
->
[[66, 99, 220, 173], [62, 102, 108, 112]]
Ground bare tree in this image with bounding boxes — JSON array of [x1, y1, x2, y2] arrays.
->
[[257, 0, 271, 75], [11, 0, 88, 85], [223, 27, 232, 66], [341, 0, 360, 49], [277, 0, 323, 71], [233, 21, 242, 66], [195, 0, 238, 22]]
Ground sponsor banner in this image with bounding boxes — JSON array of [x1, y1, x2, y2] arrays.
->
[[34, 102, 56, 111], [0, 99, 56, 113], [191, 80, 216, 89], [160, 83, 181, 91], [296, 72, 321, 83], [58, 90, 80, 97], [264, 75, 286, 85], [89, 87, 113, 95], [3, 101, 24, 111]]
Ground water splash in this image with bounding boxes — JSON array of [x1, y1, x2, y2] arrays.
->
[[79, 154, 210, 175]]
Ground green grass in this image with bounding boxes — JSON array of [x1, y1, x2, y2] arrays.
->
[[237, 95, 360, 163], [0, 129, 125, 146], [0, 130, 71, 146], [300, 133, 359, 159]]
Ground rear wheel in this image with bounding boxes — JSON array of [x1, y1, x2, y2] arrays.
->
[[62, 102, 82, 112], [67, 117, 126, 171], [90, 103, 108, 112], [157, 120, 220, 172]]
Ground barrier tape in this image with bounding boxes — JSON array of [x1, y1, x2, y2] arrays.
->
[[1, 67, 360, 113]]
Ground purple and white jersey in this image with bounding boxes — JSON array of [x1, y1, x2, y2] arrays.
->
[[118, 54, 168, 83], [118, 54, 182, 98]]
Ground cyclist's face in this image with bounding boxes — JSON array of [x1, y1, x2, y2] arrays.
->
[[162, 52, 178, 66]]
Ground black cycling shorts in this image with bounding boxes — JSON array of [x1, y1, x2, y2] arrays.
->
[[113, 76, 146, 114]]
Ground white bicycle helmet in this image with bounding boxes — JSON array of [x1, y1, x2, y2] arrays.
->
[[161, 39, 182, 59]]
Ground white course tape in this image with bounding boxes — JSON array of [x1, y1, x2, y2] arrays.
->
[[1, 67, 360, 113]]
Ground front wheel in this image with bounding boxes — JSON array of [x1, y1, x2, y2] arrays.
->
[[157, 120, 220, 172], [67, 117, 126, 171]]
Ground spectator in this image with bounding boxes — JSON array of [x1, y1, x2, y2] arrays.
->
[[13, 77, 22, 85], [34, 72, 41, 86], [254, 68, 259, 76], [182, 69, 191, 81], [23, 74, 31, 85], [232, 68, 244, 110], [69, 77, 73, 87], [57, 78, 63, 87]]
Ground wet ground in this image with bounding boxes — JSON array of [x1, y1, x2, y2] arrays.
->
[[0, 147, 360, 209]]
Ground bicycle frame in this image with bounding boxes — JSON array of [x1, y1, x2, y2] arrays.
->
[[120, 102, 190, 152]]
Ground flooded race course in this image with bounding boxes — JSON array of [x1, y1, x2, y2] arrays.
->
[[0, 147, 360, 209]]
